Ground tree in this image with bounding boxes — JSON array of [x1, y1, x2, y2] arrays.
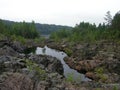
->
[[104, 11, 112, 26], [10, 21, 39, 39], [0, 19, 6, 34], [112, 11, 120, 30], [110, 11, 120, 38], [29, 21, 39, 38]]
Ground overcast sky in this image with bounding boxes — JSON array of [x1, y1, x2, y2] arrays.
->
[[0, 0, 120, 26]]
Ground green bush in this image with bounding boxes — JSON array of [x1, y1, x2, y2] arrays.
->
[[95, 67, 108, 82], [34, 37, 45, 43], [66, 73, 74, 82], [25, 59, 46, 80], [64, 48, 73, 56], [95, 67, 104, 74], [113, 85, 118, 90], [11, 35, 26, 44]]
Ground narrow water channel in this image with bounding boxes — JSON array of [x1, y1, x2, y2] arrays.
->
[[35, 46, 91, 82]]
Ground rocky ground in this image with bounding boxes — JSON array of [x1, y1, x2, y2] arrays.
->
[[0, 39, 120, 90], [46, 40, 120, 83]]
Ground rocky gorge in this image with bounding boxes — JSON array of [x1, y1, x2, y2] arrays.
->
[[0, 39, 120, 90]]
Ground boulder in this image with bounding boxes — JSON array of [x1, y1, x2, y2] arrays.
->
[[0, 46, 18, 57], [28, 55, 64, 75], [10, 41, 26, 52], [0, 56, 26, 73], [0, 40, 10, 47]]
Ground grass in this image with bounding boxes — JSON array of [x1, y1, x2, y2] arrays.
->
[[66, 73, 74, 83], [64, 48, 73, 56], [25, 59, 46, 80], [34, 37, 45, 43], [113, 85, 118, 90], [95, 67, 108, 83], [11, 35, 27, 44], [66, 73, 81, 83]]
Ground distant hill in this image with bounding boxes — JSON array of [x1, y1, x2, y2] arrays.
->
[[35, 23, 72, 35], [2, 19, 72, 35]]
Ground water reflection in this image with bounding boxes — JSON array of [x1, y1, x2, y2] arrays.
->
[[36, 46, 91, 82], [42, 47, 46, 54]]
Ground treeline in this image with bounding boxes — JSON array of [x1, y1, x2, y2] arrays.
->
[[0, 20, 39, 39], [2, 20, 72, 35], [36, 23, 72, 35], [50, 11, 120, 42]]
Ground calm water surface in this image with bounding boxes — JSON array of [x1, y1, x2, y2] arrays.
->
[[35, 46, 91, 82]]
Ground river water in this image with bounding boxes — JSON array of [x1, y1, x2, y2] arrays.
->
[[35, 46, 91, 82]]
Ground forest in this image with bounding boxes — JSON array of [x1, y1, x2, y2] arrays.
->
[[0, 11, 120, 43], [2, 19, 72, 35], [0, 20, 39, 39], [50, 11, 120, 43]]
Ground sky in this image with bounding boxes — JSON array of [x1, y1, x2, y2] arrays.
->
[[0, 0, 120, 26]]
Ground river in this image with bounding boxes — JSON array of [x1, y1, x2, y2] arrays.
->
[[35, 46, 91, 82]]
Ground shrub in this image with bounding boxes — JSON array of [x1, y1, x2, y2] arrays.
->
[[25, 59, 46, 80], [66, 73, 74, 82], [64, 48, 73, 56], [95, 67, 108, 83]]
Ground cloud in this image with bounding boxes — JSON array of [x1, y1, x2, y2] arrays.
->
[[0, 0, 120, 26]]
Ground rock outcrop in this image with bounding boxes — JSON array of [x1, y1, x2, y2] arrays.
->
[[28, 54, 64, 75], [63, 41, 120, 83], [0, 39, 120, 90], [45, 40, 120, 83]]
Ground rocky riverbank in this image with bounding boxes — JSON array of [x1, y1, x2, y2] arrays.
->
[[0, 39, 120, 90], [46, 40, 120, 83], [0, 42, 65, 90]]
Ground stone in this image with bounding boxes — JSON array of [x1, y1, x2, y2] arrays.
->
[[0, 73, 33, 90], [28, 55, 64, 75], [10, 41, 26, 52], [0, 46, 18, 57]]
